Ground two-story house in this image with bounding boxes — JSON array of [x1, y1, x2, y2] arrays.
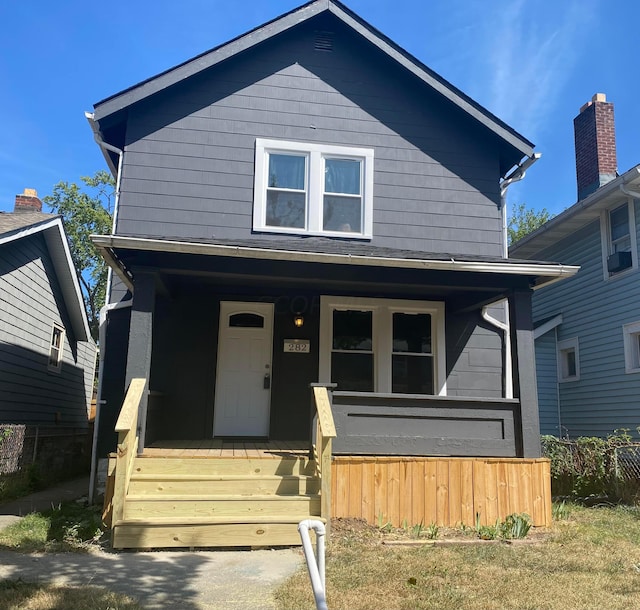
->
[[511, 93, 640, 439], [0, 189, 96, 479], [89, 0, 577, 549]]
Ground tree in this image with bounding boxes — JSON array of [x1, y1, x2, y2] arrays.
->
[[44, 171, 114, 342], [507, 202, 553, 245]]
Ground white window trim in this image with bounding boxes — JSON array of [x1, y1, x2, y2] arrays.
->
[[253, 138, 374, 239], [48, 324, 65, 372], [557, 337, 579, 382], [600, 198, 638, 281], [623, 320, 640, 374], [319, 296, 446, 395]]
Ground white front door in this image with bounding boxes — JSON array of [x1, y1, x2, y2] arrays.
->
[[213, 302, 273, 437]]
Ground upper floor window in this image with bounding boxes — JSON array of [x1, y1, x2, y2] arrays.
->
[[601, 200, 637, 278], [253, 139, 374, 238], [48, 324, 64, 372]]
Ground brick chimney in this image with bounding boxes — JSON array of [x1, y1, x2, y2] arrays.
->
[[574, 93, 617, 201], [14, 188, 43, 213]]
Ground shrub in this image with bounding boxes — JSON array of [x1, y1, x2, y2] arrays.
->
[[541, 431, 640, 502]]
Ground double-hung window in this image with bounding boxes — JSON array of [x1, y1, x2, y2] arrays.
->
[[48, 324, 64, 372], [601, 200, 637, 278], [623, 321, 640, 374], [253, 139, 374, 238], [320, 297, 446, 395]]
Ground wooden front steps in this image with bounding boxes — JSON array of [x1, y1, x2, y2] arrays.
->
[[110, 454, 322, 549]]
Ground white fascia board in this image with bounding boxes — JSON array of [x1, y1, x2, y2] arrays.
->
[[91, 234, 580, 285], [0, 216, 59, 246], [327, 3, 533, 157], [92, 1, 532, 158], [511, 165, 640, 258], [1, 217, 92, 342], [534, 314, 563, 340], [42, 222, 92, 342]]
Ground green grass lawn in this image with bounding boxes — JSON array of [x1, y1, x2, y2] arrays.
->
[[276, 504, 640, 610]]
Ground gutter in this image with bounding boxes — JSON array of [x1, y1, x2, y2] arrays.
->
[[91, 234, 579, 285], [484, 152, 541, 400], [511, 164, 640, 257]]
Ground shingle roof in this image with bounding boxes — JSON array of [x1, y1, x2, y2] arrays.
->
[[0, 213, 91, 342], [0, 212, 56, 236]]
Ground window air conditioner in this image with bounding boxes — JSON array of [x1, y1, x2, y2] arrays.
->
[[607, 251, 632, 273]]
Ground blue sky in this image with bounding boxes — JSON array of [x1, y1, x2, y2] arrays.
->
[[0, 0, 638, 216]]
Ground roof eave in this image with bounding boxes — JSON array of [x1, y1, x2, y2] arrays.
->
[[1, 218, 92, 342], [91, 0, 533, 160], [511, 165, 640, 259], [92, 234, 579, 292]]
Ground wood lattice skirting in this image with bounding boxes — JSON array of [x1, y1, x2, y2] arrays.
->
[[331, 456, 552, 528]]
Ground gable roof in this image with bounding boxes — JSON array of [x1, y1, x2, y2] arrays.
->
[[90, 0, 534, 177], [510, 165, 640, 259], [0, 213, 92, 342]]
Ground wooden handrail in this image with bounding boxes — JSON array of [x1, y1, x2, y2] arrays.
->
[[111, 378, 147, 529], [311, 385, 337, 534]]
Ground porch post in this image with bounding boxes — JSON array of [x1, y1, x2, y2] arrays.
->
[[124, 270, 156, 453], [508, 288, 541, 458]]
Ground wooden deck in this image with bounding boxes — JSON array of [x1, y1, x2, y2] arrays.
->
[[143, 439, 308, 458]]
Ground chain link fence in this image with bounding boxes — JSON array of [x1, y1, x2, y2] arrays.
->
[[542, 436, 640, 503], [0, 424, 90, 489]]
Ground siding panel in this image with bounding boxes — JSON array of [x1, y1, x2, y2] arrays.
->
[[531, 202, 640, 437], [0, 233, 95, 427], [116, 20, 503, 257]]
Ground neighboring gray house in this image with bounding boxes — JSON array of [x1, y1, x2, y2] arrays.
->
[[0, 189, 97, 474], [87, 0, 577, 547], [511, 93, 640, 438]]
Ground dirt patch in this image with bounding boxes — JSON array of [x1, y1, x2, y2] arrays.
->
[[330, 517, 550, 547]]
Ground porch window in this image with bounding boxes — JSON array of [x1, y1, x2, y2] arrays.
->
[[392, 313, 433, 394], [253, 139, 374, 238], [320, 296, 446, 395], [331, 310, 374, 391]]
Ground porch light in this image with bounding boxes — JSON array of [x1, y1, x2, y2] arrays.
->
[[294, 314, 304, 328]]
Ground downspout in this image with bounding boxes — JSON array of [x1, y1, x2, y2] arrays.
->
[[484, 153, 542, 399], [85, 111, 123, 305], [555, 325, 562, 436], [88, 299, 132, 504]]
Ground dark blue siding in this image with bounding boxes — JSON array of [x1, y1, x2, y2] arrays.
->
[[0, 233, 95, 427], [115, 21, 503, 257]]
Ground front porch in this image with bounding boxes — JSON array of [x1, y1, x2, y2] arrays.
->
[[93, 236, 571, 548], [103, 381, 551, 549]]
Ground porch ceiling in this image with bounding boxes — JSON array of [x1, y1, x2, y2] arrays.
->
[[93, 234, 578, 311]]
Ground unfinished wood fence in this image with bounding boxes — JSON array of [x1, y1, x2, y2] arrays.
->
[[331, 456, 552, 528]]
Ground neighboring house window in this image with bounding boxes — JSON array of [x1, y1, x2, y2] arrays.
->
[[623, 321, 640, 373], [601, 200, 637, 278], [253, 139, 374, 238], [48, 324, 65, 372], [557, 338, 579, 382], [319, 296, 446, 395]]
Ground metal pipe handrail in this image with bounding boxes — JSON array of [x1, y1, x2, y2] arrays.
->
[[299, 519, 328, 610]]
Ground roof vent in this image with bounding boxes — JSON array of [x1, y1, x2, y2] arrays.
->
[[314, 31, 333, 52]]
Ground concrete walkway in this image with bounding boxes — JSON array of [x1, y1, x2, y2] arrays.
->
[[0, 477, 305, 609]]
